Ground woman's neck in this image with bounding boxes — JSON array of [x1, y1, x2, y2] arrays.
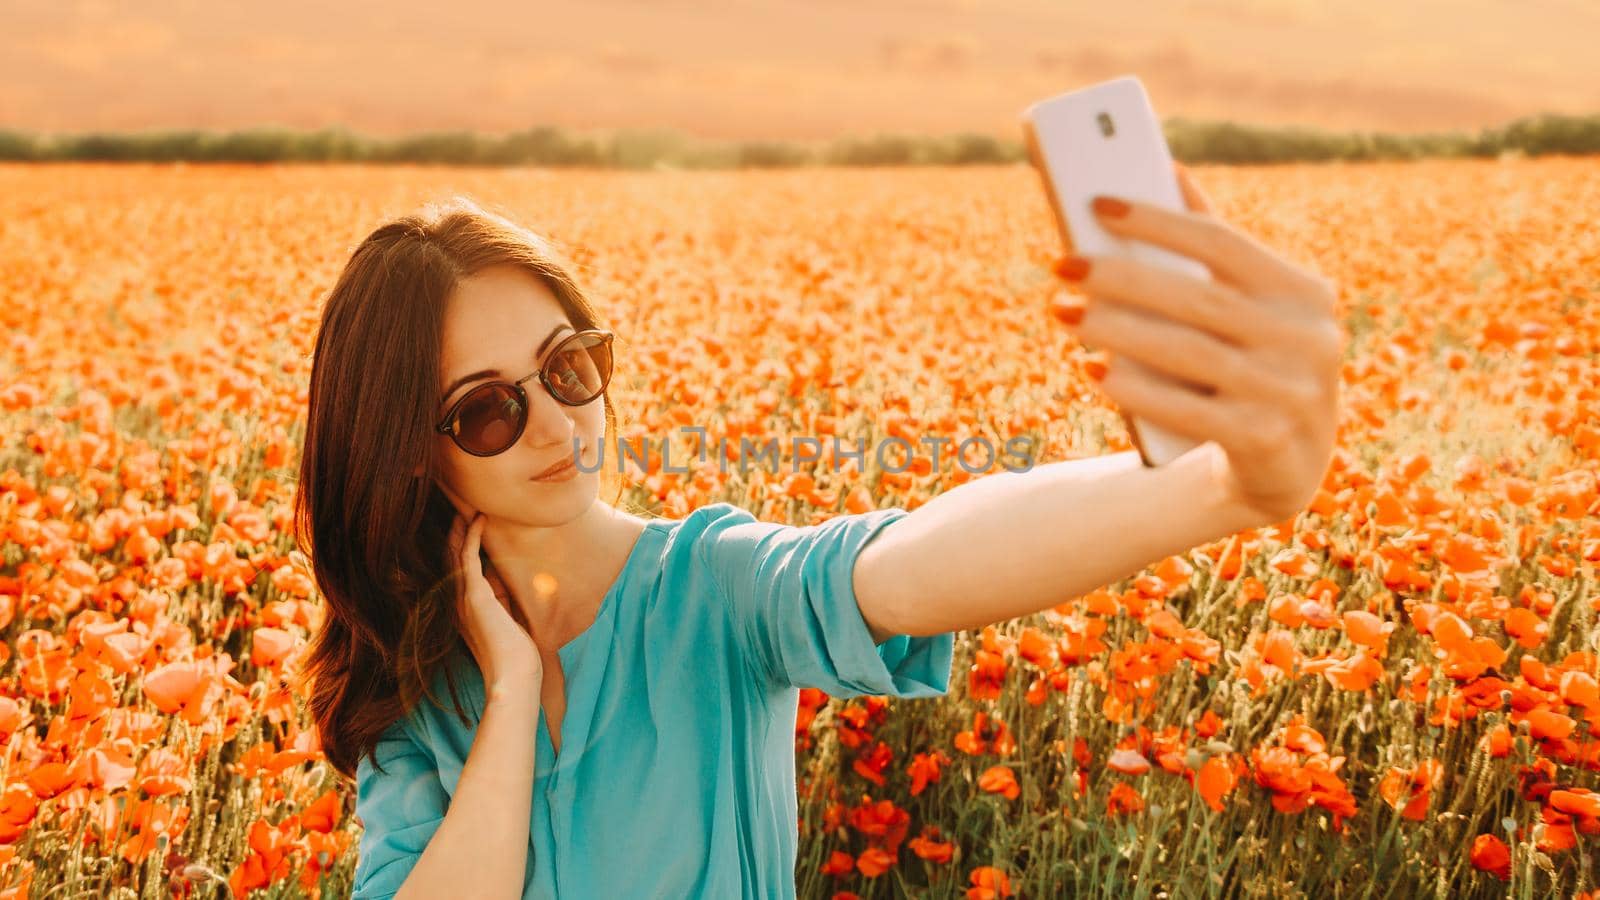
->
[[481, 499, 650, 647]]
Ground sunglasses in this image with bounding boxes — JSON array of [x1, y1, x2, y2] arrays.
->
[[435, 328, 616, 457]]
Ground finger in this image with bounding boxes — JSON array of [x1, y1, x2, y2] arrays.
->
[[1097, 356, 1228, 448], [1075, 302, 1234, 394], [1102, 358, 1300, 472], [476, 555, 536, 634], [501, 581, 537, 635], [504, 594, 534, 637], [1088, 192, 1299, 300], [1076, 302, 1324, 412], [1173, 162, 1215, 216], [1059, 253, 1273, 351], [461, 514, 486, 581], [484, 562, 511, 599], [481, 554, 511, 596]]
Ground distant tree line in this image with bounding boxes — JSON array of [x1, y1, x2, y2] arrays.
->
[[0, 113, 1596, 167]]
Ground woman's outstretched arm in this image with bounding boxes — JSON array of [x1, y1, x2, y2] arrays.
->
[[854, 444, 1261, 638], [854, 164, 1344, 640]]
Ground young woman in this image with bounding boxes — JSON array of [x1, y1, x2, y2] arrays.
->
[[295, 167, 1343, 899]]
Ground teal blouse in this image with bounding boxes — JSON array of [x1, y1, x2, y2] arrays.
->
[[351, 501, 957, 899]]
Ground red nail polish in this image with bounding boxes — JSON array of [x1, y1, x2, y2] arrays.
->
[[1091, 196, 1130, 218], [1053, 255, 1091, 281], [1051, 301, 1085, 325]]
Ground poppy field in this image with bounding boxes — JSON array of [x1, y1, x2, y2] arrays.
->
[[0, 156, 1597, 898]]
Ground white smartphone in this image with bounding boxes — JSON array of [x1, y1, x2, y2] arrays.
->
[[1022, 75, 1212, 468]]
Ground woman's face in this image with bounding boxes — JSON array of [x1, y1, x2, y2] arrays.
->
[[431, 263, 607, 524]]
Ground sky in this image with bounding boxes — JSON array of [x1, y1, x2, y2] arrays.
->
[[3, 0, 1597, 142]]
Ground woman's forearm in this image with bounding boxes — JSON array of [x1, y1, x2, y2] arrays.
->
[[857, 445, 1265, 638], [396, 676, 541, 900]]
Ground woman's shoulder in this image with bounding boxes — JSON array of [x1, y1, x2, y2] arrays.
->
[[626, 502, 783, 607], [661, 500, 752, 528], [645, 501, 754, 557], [667, 501, 909, 554], [651, 501, 918, 568]]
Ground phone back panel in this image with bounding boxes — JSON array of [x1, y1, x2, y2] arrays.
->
[[1022, 76, 1212, 468], [1022, 75, 1209, 282]]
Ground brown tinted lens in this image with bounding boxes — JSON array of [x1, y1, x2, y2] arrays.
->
[[457, 383, 525, 453], [545, 333, 612, 403]]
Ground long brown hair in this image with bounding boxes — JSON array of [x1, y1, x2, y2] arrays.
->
[[292, 195, 631, 781]]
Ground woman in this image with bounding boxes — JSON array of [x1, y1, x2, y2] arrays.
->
[[295, 168, 1343, 899]]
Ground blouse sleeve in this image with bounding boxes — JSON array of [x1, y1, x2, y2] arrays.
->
[[696, 503, 955, 698], [351, 720, 451, 900]]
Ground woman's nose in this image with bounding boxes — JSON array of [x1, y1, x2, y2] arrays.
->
[[520, 383, 576, 448]]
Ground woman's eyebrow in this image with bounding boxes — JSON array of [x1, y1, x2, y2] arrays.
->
[[439, 323, 572, 404]]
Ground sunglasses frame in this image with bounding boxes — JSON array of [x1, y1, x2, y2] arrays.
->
[[434, 328, 616, 457]]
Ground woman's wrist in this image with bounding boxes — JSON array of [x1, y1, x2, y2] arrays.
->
[[486, 668, 541, 707]]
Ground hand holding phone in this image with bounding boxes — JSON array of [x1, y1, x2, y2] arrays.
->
[[1022, 75, 1210, 468], [1019, 76, 1347, 526]]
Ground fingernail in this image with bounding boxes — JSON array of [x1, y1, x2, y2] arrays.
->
[[1050, 301, 1085, 325], [1091, 196, 1130, 219], [1053, 255, 1091, 282]]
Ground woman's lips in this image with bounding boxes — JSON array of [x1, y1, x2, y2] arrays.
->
[[531, 458, 577, 480]]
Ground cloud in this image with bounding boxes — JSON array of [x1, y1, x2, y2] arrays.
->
[[1244, 75, 1518, 131], [1034, 46, 1119, 75], [1179, 0, 1330, 28], [489, 56, 579, 102], [1032, 40, 1199, 82], [31, 17, 176, 73], [0, 82, 41, 122], [594, 42, 665, 76], [878, 34, 982, 72], [1027, 37, 1520, 131], [0, 0, 1578, 140], [237, 35, 342, 66], [811, 0, 983, 9]]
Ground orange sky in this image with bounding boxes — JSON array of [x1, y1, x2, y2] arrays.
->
[[4, 0, 1597, 142]]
